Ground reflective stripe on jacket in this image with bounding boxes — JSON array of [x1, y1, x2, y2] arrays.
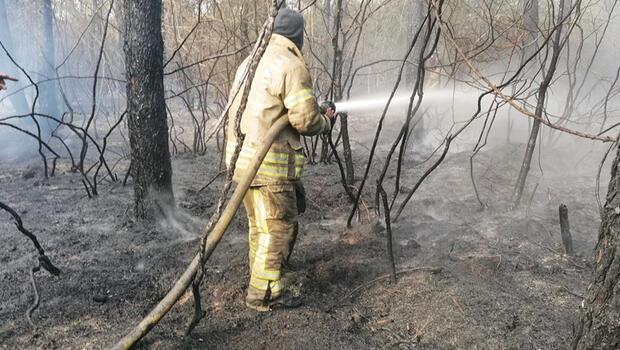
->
[[226, 34, 330, 185]]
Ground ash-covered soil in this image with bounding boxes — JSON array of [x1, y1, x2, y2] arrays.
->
[[0, 128, 604, 349]]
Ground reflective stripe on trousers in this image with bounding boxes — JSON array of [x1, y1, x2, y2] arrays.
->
[[243, 184, 298, 303], [226, 143, 305, 180]]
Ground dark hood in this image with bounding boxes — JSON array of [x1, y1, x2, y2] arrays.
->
[[273, 8, 304, 50]]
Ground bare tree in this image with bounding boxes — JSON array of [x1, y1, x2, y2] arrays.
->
[[512, 0, 574, 206]]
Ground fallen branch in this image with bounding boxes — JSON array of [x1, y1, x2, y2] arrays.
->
[[197, 170, 225, 193], [0, 201, 60, 327], [0, 202, 58, 272], [27, 260, 41, 328]]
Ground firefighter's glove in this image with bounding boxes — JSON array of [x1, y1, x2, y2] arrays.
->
[[319, 100, 336, 116], [0, 73, 17, 91]]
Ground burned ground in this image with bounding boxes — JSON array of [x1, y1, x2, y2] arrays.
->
[[0, 121, 603, 349]]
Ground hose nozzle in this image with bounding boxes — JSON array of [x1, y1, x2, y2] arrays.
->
[[319, 100, 336, 115]]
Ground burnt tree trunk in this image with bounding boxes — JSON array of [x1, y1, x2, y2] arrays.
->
[[330, 0, 354, 184], [123, 0, 174, 219], [571, 145, 620, 349], [339, 112, 354, 182]]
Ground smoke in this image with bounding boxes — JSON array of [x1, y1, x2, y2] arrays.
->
[[325, 0, 620, 174], [158, 206, 204, 242], [0, 1, 126, 165]]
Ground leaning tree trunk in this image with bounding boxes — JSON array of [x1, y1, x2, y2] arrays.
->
[[123, 0, 174, 219], [571, 144, 620, 349]]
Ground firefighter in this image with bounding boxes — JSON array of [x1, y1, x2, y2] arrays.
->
[[0, 73, 17, 91], [225, 8, 335, 312]]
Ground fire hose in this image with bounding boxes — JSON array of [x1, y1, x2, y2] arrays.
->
[[110, 116, 290, 350]]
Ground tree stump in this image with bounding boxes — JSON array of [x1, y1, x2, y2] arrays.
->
[[559, 204, 573, 256]]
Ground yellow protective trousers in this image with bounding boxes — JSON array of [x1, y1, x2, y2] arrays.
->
[[242, 182, 304, 304]]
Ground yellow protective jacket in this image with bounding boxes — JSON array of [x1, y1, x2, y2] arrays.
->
[[225, 34, 330, 186]]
